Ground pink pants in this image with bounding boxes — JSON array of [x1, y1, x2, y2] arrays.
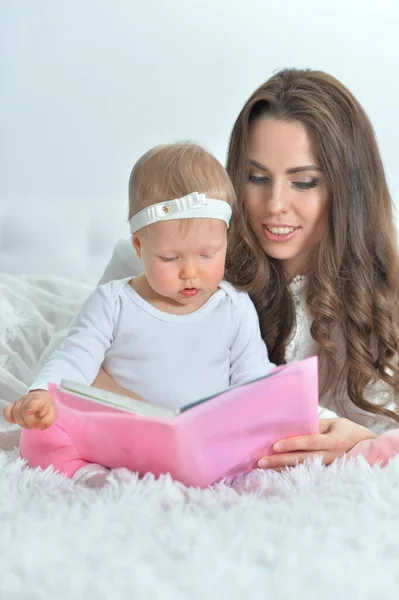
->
[[20, 416, 88, 478], [20, 419, 399, 479]]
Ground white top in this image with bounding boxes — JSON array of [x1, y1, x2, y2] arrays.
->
[[287, 276, 398, 434], [31, 278, 274, 410]]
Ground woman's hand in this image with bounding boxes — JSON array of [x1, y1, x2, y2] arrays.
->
[[258, 418, 376, 471]]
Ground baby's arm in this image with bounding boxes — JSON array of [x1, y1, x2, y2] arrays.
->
[[4, 284, 117, 429], [31, 283, 117, 390], [229, 292, 275, 386], [3, 390, 55, 429]]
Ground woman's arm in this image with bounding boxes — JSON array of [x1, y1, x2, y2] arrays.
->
[[346, 428, 399, 467], [259, 348, 398, 469], [257, 418, 376, 470]]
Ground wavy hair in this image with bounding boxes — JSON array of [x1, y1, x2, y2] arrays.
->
[[226, 68, 399, 422]]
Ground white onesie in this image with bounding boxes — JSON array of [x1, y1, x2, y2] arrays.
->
[[30, 278, 274, 409]]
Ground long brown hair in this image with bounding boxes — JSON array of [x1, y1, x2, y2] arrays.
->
[[226, 68, 399, 423]]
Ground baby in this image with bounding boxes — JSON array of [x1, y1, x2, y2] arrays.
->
[[4, 142, 275, 486]]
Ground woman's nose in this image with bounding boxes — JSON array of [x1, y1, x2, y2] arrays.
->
[[266, 180, 290, 215]]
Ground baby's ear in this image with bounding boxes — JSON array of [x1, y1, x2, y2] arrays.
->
[[131, 233, 142, 258]]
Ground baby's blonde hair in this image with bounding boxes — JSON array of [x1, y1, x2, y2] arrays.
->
[[128, 142, 236, 220]]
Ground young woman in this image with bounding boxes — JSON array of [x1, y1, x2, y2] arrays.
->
[[225, 68, 399, 469]]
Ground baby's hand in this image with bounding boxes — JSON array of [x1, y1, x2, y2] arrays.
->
[[3, 390, 56, 430]]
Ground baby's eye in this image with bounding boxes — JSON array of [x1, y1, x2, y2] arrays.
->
[[160, 257, 178, 263], [248, 174, 269, 185], [201, 254, 214, 259]]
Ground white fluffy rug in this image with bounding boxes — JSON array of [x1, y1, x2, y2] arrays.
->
[[1, 274, 399, 599], [1, 448, 399, 600]]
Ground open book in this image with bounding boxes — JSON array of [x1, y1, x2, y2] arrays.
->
[[50, 356, 319, 488], [59, 371, 286, 418]]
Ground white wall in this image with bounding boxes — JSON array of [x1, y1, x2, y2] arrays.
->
[[1, 0, 398, 281]]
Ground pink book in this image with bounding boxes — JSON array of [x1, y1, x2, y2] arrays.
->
[[49, 356, 319, 488]]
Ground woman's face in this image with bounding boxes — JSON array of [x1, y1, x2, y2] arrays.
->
[[244, 118, 330, 280]]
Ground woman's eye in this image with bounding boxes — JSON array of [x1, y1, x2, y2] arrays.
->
[[248, 174, 269, 185], [293, 178, 319, 191], [160, 257, 178, 263]]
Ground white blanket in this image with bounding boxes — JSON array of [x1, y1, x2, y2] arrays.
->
[[0, 240, 141, 444], [0, 274, 93, 400], [1, 270, 399, 599], [0, 274, 93, 447]]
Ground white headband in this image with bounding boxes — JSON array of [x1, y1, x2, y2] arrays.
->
[[130, 192, 232, 234]]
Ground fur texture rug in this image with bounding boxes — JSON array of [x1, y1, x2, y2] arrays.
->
[[1, 448, 399, 600], [1, 274, 399, 599]]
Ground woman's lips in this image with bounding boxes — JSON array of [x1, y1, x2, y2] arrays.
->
[[263, 224, 300, 243]]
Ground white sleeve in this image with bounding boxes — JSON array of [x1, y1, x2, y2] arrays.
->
[[229, 292, 275, 387], [318, 406, 339, 419], [29, 284, 117, 391]]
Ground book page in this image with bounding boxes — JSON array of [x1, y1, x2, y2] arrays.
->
[[60, 381, 176, 418], [180, 365, 284, 412]]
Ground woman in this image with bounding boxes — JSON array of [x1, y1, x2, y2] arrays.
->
[[224, 68, 399, 469]]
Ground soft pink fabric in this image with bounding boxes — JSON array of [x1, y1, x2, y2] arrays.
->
[[19, 414, 399, 480], [347, 429, 399, 467], [19, 415, 88, 478], [52, 357, 320, 488]]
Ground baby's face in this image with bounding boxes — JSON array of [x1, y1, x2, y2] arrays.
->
[[137, 218, 227, 311]]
